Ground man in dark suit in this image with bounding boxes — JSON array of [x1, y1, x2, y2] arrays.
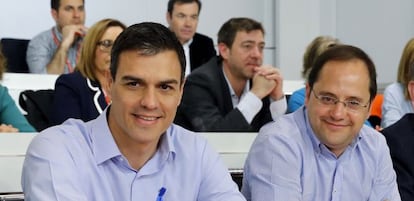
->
[[382, 113, 414, 201], [174, 17, 287, 132], [166, 0, 216, 76]]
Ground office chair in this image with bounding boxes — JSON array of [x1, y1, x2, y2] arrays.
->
[[0, 38, 30, 73]]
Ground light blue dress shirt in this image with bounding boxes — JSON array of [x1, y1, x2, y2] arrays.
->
[[242, 106, 400, 201], [381, 82, 414, 128], [22, 108, 245, 201], [26, 26, 81, 74]]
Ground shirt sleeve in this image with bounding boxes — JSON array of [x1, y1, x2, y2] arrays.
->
[[270, 96, 287, 121], [367, 135, 401, 201], [237, 92, 263, 124], [287, 89, 305, 113], [241, 123, 302, 201], [22, 133, 89, 201], [26, 36, 51, 74], [197, 140, 247, 201], [381, 85, 405, 128]]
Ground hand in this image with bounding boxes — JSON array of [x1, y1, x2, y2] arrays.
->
[[252, 65, 284, 100], [250, 67, 276, 99], [60, 24, 88, 49], [0, 124, 19, 133]]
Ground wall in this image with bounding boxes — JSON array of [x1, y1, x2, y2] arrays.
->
[[0, 0, 275, 66], [276, 0, 414, 84], [2, 1, 414, 84]]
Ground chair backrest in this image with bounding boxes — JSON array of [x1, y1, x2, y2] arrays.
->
[[19, 89, 54, 131], [0, 38, 30, 73]]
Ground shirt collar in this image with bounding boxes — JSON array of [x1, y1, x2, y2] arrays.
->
[[222, 67, 250, 107], [91, 108, 177, 165], [300, 106, 362, 158]]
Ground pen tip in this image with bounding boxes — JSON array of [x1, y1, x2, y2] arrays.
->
[[159, 187, 166, 196]]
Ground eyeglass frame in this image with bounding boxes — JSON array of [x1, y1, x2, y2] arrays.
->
[[311, 89, 370, 112], [96, 39, 114, 53]]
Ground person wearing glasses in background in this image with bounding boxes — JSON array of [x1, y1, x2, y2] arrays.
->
[[51, 19, 126, 125], [27, 0, 87, 74], [242, 45, 401, 200]]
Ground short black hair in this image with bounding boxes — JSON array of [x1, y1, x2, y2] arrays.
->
[[51, 0, 84, 10], [167, 0, 201, 15], [217, 17, 264, 48], [110, 22, 186, 84], [308, 45, 377, 102]]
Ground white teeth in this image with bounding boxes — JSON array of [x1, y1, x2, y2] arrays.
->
[[140, 116, 157, 121]]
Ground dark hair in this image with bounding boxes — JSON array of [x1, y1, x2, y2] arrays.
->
[[217, 17, 264, 48], [167, 0, 201, 15], [110, 22, 186, 84], [308, 45, 377, 102], [51, 0, 84, 10]]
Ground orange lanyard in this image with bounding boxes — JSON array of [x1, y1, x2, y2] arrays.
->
[[102, 89, 111, 105], [51, 28, 81, 73]]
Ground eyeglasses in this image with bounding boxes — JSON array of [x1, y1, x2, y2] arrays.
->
[[312, 89, 369, 112], [97, 40, 114, 53]]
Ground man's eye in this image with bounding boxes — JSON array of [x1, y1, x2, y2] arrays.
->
[[127, 82, 139, 87], [321, 96, 336, 103], [347, 100, 361, 106], [160, 84, 172, 91]]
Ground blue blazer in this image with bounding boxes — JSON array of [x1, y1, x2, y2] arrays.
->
[[51, 71, 108, 125]]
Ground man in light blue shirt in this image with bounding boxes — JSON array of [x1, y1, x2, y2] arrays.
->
[[242, 45, 401, 200], [22, 22, 245, 201]]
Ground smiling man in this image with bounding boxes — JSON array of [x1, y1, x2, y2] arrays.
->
[[27, 0, 87, 74], [22, 22, 245, 201], [241, 45, 401, 201], [166, 0, 216, 76]]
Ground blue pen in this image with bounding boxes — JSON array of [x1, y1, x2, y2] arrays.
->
[[156, 187, 166, 201]]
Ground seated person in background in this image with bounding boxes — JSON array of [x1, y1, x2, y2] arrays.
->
[[26, 0, 87, 74], [382, 113, 414, 201], [166, 0, 216, 76], [0, 46, 36, 132], [174, 17, 286, 132], [242, 45, 401, 200], [287, 35, 339, 113], [382, 38, 414, 128], [22, 22, 245, 201], [51, 19, 126, 125]]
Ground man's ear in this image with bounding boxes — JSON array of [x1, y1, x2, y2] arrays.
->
[[166, 12, 172, 26], [51, 9, 58, 22], [218, 43, 229, 60], [304, 83, 311, 106]]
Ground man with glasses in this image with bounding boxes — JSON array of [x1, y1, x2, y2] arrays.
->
[[27, 0, 87, 74], [242, 45, 401, 200]]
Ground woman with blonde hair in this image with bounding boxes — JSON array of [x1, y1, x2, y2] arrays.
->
[[287, 36, 339, 113], [51, 18, 126, 125], [382, 38, 414, 128], [0, 46, 36, 132]]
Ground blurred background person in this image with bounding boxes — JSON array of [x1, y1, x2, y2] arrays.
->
[[287, 36, 339, 113], [166, 0, 216, 76], [51, 18, 126, 125], [27, 0, 87, 74], [0, 46, 36, 132], [382, 38, 414, 128]]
